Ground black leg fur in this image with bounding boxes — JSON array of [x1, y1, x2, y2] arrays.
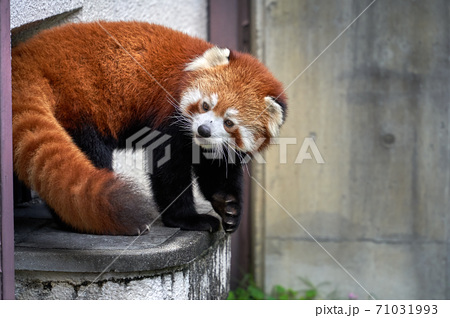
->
[[192, 146, 244, 233], [68, 125, 117, 170], [149, 127, 220, 232]]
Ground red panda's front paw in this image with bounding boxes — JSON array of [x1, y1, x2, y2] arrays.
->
[[211, 192, 242, 233]]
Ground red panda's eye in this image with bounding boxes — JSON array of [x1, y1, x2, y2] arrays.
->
[[202, 102, 210, 112], [224, 119, 234, 128]]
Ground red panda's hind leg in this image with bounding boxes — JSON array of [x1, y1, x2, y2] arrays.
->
[[67, 125, 117, 171]]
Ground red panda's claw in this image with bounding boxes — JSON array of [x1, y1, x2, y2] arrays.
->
[[211, 192, 242, 233]]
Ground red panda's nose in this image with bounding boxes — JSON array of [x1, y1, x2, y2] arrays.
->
[[197, 124, 211, 138]]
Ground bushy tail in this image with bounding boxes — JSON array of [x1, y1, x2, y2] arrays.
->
[[12, 77, 155, 235]]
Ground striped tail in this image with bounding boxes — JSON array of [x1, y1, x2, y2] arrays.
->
[[12, 76, 155, 235]]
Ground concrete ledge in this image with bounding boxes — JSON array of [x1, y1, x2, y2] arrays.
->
[[15, 205, 231, 299], [11, 0, 83, 29]]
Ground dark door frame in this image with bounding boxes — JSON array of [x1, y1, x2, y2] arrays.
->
[[0, 0, 16, 300], [209, 0, 251, 289]]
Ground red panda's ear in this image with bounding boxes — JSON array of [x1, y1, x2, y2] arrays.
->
[[185, 47, 230, 71], [265, 96, 285, 138]]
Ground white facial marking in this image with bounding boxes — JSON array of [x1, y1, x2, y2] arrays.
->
[[265, 96, 284, 138], [225, 108, 239, 120], [178, 89, 229, 148], [184, 47, 230, 72], [210, 93, 218, 108], [179, 89, 219, 114], [268, 122, 279, 139], [179, 89, 260, 152], [239, 126, 256, 152], [204, 92, 218, 109], [192, 111, 230, 147], [179, 88, 202, 114]]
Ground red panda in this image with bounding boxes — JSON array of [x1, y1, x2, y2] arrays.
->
[[12, 21, 287, 235]]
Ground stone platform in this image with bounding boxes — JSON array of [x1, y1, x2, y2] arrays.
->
[[14, 204, 231, 300]]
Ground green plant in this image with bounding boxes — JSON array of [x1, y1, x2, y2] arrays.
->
[[270, 284, 303, 300], [227, 275, 342, 300], [296, 277, 338, 300], [227, 274, 266, 300]]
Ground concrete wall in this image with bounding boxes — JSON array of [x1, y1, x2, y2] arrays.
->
[[251, 0, 450, 299], [11, 0, 207, 38]]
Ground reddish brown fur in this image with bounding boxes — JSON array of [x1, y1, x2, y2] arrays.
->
[[183, 51, 287, 151], [12, 22, 210, 234], [12, 21, 286, 235]]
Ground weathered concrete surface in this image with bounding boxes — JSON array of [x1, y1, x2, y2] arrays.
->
[[15, 231, 231, 300], [15, 206, 231, 300], [11, 0, 207, 38], [11, 0, 83, 29], [11, 0, 207, 48], [252, 0, 450, 299]]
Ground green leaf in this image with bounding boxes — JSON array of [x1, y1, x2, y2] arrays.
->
[[304, 289, 317, 300], [248, 285, 266, 300], [227, 291, 236, 300], [237, 288, 250, 300], [287, 289, 299, 300], [228, 274, 344, 301], [272, 285, 285, 297]]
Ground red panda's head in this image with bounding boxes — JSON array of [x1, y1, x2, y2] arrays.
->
[[179, 47, 287, 154]]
